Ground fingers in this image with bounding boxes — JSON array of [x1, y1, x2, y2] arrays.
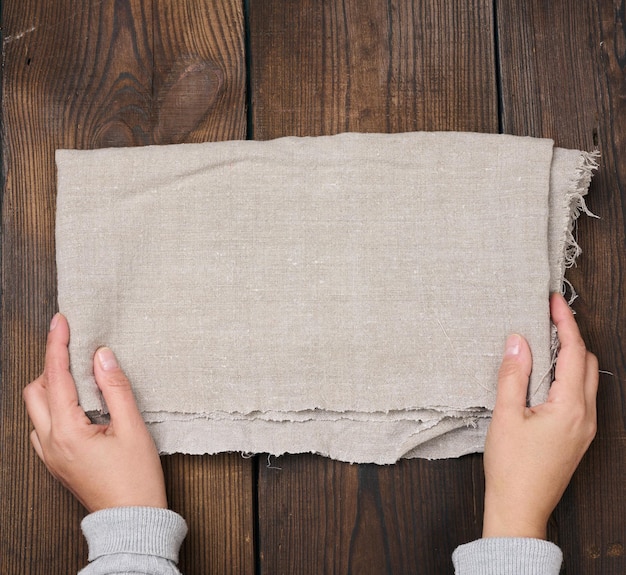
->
[[93, 347, 144, 430], [23, 377, 51, 436], [494, 334, 533, 413], [43, 313, 70, 376], [24, 313, 76, 437], [550, 294, 587, 399], [43, 314, 82, 423], [549, 294, 600, 411]]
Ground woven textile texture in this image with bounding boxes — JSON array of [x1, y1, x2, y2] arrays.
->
[[55, 132, 597, 463]]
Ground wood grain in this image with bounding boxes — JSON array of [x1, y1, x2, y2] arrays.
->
[[152, 0, 246, 145], [496, 1, 626, 573], [257, 455, 485, 574], [249, 0, 497, 139], [249, 1, 496, 573], [0, 1, 252, 574]]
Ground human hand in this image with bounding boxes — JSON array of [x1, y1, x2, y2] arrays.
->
[[482, 293, 598, 539], [23, 313, 168, 513]]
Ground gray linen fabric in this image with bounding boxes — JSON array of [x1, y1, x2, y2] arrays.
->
[[55, 132, 597, 463]]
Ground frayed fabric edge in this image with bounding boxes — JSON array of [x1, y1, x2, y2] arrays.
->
[[546, 149, 600, 396], [562, 150, 600, 271]]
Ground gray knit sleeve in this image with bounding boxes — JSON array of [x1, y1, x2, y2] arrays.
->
[[452, 538, 563, 574], [79, 507, 188, 575]]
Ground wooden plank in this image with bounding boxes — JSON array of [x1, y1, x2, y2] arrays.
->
[[250, 0, 496, 139], [249, 1, 497, 573], [0, 2, 252, 574], [496, 1, 626, 573], [152, 0, 247, 145], [151, 3, 253, 574]]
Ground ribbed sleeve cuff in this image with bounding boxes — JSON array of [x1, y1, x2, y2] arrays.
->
[[81, 507, 188, 563], [452, 538, 563, 575]]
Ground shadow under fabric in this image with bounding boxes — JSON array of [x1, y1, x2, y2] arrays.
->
[[55, 132, 597, 464]]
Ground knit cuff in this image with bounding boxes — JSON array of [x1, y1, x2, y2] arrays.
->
[[452, 538, 563, 575], [81, 507, 188, 563]]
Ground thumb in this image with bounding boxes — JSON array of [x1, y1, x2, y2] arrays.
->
[[494, 334, 533, 413], [93, 347, 144, 428]]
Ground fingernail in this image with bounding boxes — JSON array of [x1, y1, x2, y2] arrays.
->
[[505, 334, 521, 357], [97, 347, 118, 371], [49, 314, 59, 331]]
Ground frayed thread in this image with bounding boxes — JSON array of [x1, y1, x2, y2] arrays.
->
[[541, 149, 600, 403], [561, 277, 579, 307], [562, 150, 600, 270]]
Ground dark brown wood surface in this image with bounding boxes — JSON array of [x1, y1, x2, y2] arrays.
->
[[0, 2, 254, 574], [1, 1, 624, 574]]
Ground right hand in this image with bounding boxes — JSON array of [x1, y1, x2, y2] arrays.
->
[[482, 293, 598, 539]]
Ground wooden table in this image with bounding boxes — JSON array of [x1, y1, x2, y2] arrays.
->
[[1, 1, 624, 573]]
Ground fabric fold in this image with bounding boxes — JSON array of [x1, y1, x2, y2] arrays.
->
[[55, 131, 597, 463]]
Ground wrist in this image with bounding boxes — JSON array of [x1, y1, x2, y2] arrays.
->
[[482, 501, 547, 539]]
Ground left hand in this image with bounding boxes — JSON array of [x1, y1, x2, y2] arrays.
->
[[23, 313, 168, 513]]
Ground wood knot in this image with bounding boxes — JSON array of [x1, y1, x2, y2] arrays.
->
[[585, 543, 624, 559], [95, 120, 149, 148], [607, 543, 624, 557], [154, 58, 223, 144], [586, 544, 601, 559]]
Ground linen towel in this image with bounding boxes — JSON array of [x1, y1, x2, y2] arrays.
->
[[55, 132, 597, 463]]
